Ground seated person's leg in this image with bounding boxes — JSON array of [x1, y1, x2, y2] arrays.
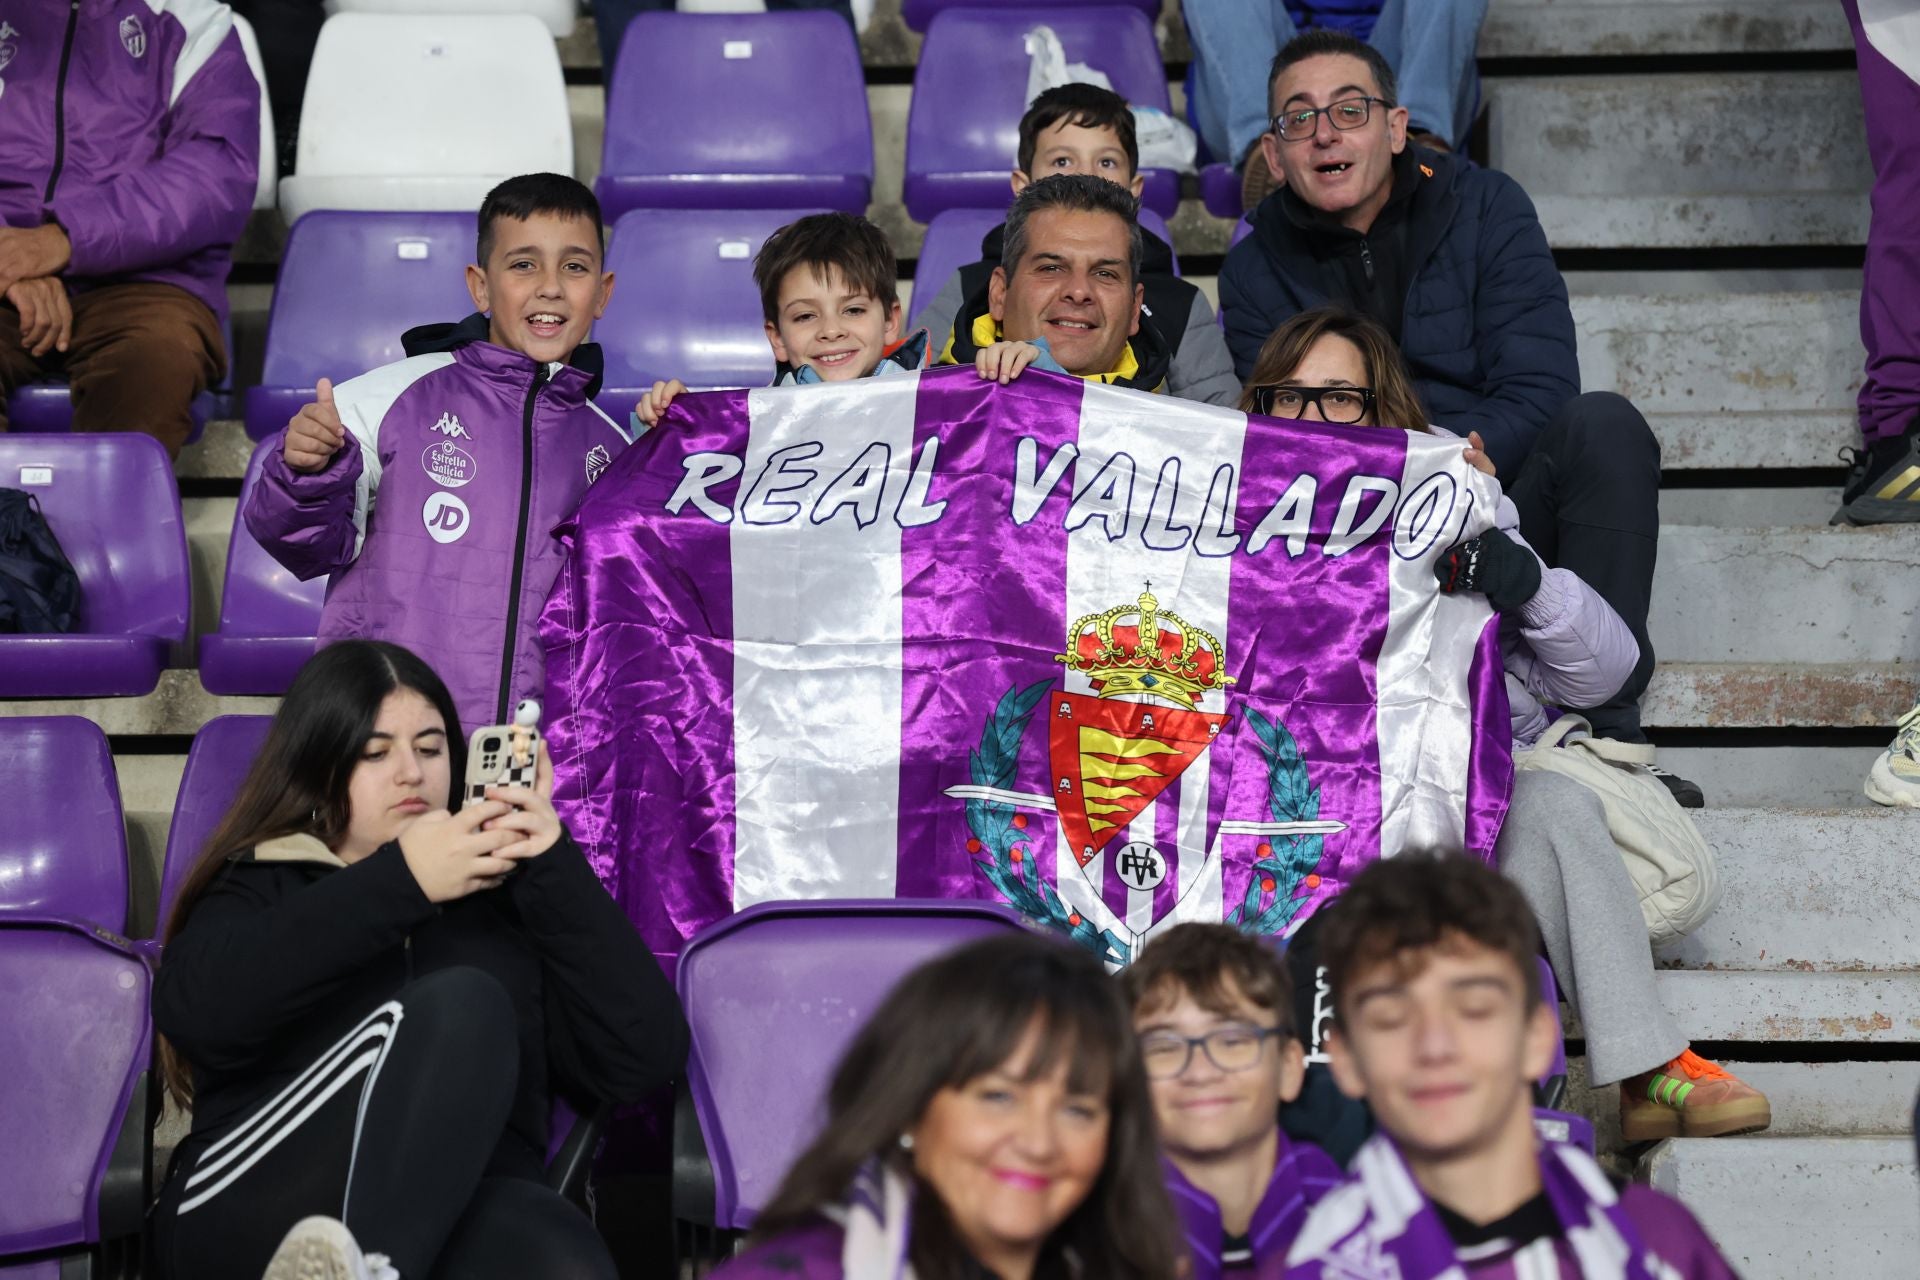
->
[[0, 296, 55, 428], [1181, 0, 1297, 200], [64, 282, 223, 457], [1496, 772, 1769, 1140], [1506, 391, 1661, 745], [1366, 0, 1491, 150], [428, 1176, 619, 1280], [159, 968, 521, 1280]]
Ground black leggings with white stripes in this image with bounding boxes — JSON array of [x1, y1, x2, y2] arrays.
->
[[154, 968, 617, 1280]]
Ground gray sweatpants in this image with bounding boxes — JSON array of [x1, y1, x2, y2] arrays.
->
[[1496, 770, 1689, 1085]]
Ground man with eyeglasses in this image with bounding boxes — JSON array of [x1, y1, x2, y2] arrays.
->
[[1221, 30, 1697, 808], [1124, 923, 1342, 1279]]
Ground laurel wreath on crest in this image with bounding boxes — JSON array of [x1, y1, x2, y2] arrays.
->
[[967, 680, 1133, 968], [1230, 709, 1327, 938]]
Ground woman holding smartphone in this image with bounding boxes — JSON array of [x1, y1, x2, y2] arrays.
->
[[151, 640, 685, 1280]]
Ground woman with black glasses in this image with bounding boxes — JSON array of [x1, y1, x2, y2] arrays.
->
[[1239, 306, 1774, 1147]]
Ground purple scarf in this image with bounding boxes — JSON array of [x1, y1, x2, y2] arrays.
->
[[1283, 1134, 1656, 1280], [1169, 1137, 1344, 1280]]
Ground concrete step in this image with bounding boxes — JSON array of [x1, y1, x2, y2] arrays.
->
[[1640, 1137, 1918, 1280], [179, 420, 253, 482], [1642, 662, 1916, 730], [1655, 970, 1920, 1043], [1572, 290, 1861, 469], [1657, 807, 1920, 972], [1661, 488, 1842, 527], [1489, 72, 1870, 248], [1650, 524, 1920, 665], [0, 670, 278, 735], [1653, 745, 1887, 810], [1482, 0, 1852, 57]]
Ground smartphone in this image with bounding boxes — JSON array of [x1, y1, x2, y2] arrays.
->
[[464, 722, 541, 804]]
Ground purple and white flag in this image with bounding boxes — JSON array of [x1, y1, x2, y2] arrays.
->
[[541, 368, 1511, 964]]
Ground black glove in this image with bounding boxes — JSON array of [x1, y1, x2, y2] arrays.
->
[[1434, 529, 1542, 613]]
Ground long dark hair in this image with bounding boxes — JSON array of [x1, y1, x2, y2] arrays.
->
[[1239, 305, 1431, 434], [158, 641, 466, 1105], [751, 932, 1182, 1280]]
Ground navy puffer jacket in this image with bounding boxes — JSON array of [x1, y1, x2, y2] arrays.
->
[[1219, 147, 1579, 477]]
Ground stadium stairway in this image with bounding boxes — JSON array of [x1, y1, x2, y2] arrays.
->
[[1, 2, 1912, 1276]]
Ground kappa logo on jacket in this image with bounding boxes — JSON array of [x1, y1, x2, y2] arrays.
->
[[430, 412, 470, 439], [118, 15, 145, 58]]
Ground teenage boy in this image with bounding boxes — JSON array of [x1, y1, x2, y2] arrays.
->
[[916, 84, 1240, 406], [1283, 855, 1738, 1279], [1219, 30, 1699, 810], [1125, 924, 1342, 1279], [939, 174, 1173, 392], [634, 211, 923, 426], [246, 173, 630, 734]]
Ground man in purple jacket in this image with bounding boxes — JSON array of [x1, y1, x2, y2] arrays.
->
[[0, 0, 259, 457]]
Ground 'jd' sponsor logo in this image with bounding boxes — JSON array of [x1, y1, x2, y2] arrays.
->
[[423, 492, 470, 544]]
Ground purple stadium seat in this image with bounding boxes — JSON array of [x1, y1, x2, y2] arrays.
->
[[244, 210, 480, 441], [1200, 162, 1243, 220], [910, 204, 1178, 333], [596, 208, 824, 404], [157, 716, 275, 934], [905, 8, 1180, 221], [0, 717, 149, 1272], [199, 442, 324, 696], [675, 899, 1028, 1228], [0, 718, 127, 932], [1532, 957, 1594, 1152], [1230, 214, 1254, 250], [597, 13, 872, 223], [901, 0, 1157, 31], [0, 435, 188, 698], [5, 314, 233, 443]]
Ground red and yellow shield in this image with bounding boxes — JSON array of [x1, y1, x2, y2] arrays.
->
[[1047, 691, 1227, 867]]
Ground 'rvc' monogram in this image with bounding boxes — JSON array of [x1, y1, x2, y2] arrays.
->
[[422, 492, 470, 544], [431, 412, 470, 439]]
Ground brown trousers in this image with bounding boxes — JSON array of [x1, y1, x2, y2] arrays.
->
[[0, 281, 226, 457]]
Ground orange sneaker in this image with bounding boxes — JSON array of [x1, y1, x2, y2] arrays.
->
[[1619, 1050, 1772, 1141]]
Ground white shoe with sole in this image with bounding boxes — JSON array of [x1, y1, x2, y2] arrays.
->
[[261, 1216, 399, 1280], [1865, 703, 1920, 808]]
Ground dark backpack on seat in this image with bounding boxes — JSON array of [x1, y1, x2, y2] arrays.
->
[[0, 488, 80, 633]]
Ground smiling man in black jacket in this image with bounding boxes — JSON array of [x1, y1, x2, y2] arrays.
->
[[1220, 31, 1696, 805]]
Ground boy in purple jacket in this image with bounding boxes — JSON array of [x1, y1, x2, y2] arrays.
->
[[1124, 923, 1343, 1278], [245, 174, 630, 734], [1278, 855, 1738, 1280]]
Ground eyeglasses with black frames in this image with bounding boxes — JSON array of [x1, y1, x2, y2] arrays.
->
[[1250, 384, 1377, 424], [1138, 1025, 1282, 1080], [1271, 96, 1390, 142]]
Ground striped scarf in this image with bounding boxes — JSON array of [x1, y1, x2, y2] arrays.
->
[[1283, 1134, 1657, 1280]]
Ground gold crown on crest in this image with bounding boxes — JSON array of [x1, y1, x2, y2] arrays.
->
[[1055, 587, 1234, 711]]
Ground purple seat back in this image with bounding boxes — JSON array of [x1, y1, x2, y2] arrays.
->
[[157, 716, 276, 935], [1200, 162, 1243, 220], [0, 929, 150, 1254], [1537, 955, 1567, 1082], [596, 208, 825, 399], [911, 203, 1178, 331], [901, 0, 1158, 31], [0, 433, 188, 641], [0, 718, 126, 931], [597, 13, 872, 221], [905, 8, 1178, 220], [245, 210, 480, 440], [199, 441, 324, 696], [677, 899, 1029, 1228], [1230, 214, 1254, 250]]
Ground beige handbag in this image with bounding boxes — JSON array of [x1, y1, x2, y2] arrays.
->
[[1513, 715, 1721, 947]]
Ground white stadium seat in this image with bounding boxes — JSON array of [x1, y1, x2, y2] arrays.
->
[[231, 13, 278, 211], [278, 14, 571, 221], [322, 0, 579, 40]]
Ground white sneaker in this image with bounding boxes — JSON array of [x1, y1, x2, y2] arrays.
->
[[1865, 703, 1920, 808], [261, 1216, 400, 1280]]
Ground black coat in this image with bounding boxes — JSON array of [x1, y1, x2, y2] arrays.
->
[[153, 829, 687, 1175], [1220, 147, 1581, 476]]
